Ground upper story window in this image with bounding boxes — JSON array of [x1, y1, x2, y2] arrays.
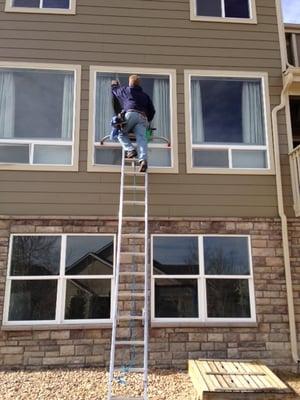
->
[[185, 70, 273, 174], [152, 235, 256, 324], [191, 0, 256, 23], [5, 0, 76, 14], [88, 66, 178, 173], [286, 31, 300, 67], [3, 234, 114, 326], [0, 63, 80, 171]]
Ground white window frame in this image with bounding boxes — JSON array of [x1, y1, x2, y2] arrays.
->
[[5, 0, 76, 14], [3, 233, 115, 327], [190, 0, 257, 24], [0, 62, 81, 171], [184, 70, 274, 175], [88, 65, 178, 173], [151, 234, 256, 326]]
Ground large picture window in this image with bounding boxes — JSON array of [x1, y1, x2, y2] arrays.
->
[[185, 71, 272, 173], [191, 0, 256, 22], [3, 234, 114, 325], [152, 235, 255, 323], [89, 67, 178, 173], [5, 0, 76, 14], [0, 64, 80, 170]]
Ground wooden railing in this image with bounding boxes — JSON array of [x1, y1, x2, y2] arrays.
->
[[289, 144, 300, 216]]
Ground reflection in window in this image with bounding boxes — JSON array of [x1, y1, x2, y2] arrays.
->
[[9, 280, 57, 321], [190, 76, 267, 169], [155, 279, 198, 318], [10, 236, 61, 276], [65, 279, 111, 319], [94, 71, 172, 168], [196, 0, 250, 18], [12, 0, 70, 9], [0, 68, 75, 165]]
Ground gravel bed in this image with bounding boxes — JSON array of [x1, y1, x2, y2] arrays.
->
[[0, 368, 196, 400]]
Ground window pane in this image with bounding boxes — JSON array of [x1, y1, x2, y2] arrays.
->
[[206, 279, 250, 318], [8, 280, 57, 321], [10, 236, 61, 276], [148, 147, 171, 167], [225, 0, 250, 18], [193, 149, 228, 168], [155, 279, 198, 318], [0, 69, 74, 141], [0, 144, 29, 163], [191, 78, 265, 145], [153, 236, 199, 275], [13, 0, 40, 6], [65, 279, 111, 319], [296, 34, 300, 67], [196, 0, 222, 16], [33, 145, 72, 165], [43, 0, 70, 8], [290, 97, 300, 148], [232, 150, 266, 168], [204, 236, 250, 275], [95, 148, 122, 165], [66, 236, 114, 275]]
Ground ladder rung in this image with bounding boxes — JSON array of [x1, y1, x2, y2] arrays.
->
[[123, 201, 145, 206], [123, 186, 145, 191], [119, 272, 145, 276], [120, 251, 144, 257], [124, 170, 146, 176], [118, 292, 145, 298], [118, 315, 144, 321], [123, 217, 145, 221], [115, 341, 145, 346], [114, 368, 144, 373], [122, 233, 145, 238]]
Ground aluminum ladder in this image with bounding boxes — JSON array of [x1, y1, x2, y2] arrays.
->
[[107, 150, 149, 400]]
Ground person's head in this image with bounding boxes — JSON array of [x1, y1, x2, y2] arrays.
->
[[129, 74, 141, 87]]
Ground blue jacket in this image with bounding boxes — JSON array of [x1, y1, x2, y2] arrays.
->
[[111, 84, 156, 122]]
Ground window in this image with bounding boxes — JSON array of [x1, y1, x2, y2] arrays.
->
[[5, 0, 76, 14], [191, 0, 256, 22], [185, 71, 273, 173], [290, 97, 300, 148], [285, 32, 300, 67], [3, 234, 114, 325], [152, 235, 255, 323], [0, 63, 80, 170], [89, 66, 178, 173]]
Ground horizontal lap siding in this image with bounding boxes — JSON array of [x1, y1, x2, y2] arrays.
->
[[0, 0, 287, 217]]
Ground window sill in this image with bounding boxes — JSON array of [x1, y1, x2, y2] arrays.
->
[[186, 167, 275, 175], [87, 164, 179, 174], [0, 164, 78, 172], [151, 321, 258, 328], [5, 6, 76, 15], [190, 15, 257, 24], [1, 323, 112, 331]]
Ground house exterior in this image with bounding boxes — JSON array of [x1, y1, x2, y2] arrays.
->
[[0, 0, 299, 371]]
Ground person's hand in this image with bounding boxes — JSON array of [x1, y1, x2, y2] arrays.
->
[[111, 80, 119, 85]]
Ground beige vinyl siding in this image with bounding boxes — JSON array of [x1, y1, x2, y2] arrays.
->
[[0, 0, 289, 217]]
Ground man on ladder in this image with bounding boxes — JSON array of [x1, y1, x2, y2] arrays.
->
[[111, 75, 156, 172]]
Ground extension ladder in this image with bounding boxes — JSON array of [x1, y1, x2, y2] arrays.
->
[[107, 150, 149, 400]]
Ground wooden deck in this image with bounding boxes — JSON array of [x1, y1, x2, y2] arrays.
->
[[188, 359, 298, 400]]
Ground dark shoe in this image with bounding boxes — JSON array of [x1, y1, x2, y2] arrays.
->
[[139, 160, 148, 172], [126, 149, 137, 159]]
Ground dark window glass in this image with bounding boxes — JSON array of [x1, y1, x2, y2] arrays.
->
[[155, 279, 198, 318], [204, 237, 249, 275], [206, 279, 250, 318], [66, 236, 114, 275], [286, 34, 294, 65], [296, 34, 300, 67], [11, 236, 61, 276], [0, 145, 29, 164], [196, 0, 222, 16], [193, 149, 228, 168], [13, 0, 40, 6], [290, 97, 300, 148], [8, 280, 57, 320], [65, 279, 111, 319], [43, 0, 70, 8], [153, 236, 199, 275], [225, 0, 249, 18]]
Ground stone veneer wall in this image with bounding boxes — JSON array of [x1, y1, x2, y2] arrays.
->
[[0, 217, 297, 370]]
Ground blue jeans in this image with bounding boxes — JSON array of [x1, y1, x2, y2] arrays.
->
[[118, 111, 148, 161]]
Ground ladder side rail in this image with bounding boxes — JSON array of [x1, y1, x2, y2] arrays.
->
[[143, 171, 149, 400], [108, 149, 126, 400]]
